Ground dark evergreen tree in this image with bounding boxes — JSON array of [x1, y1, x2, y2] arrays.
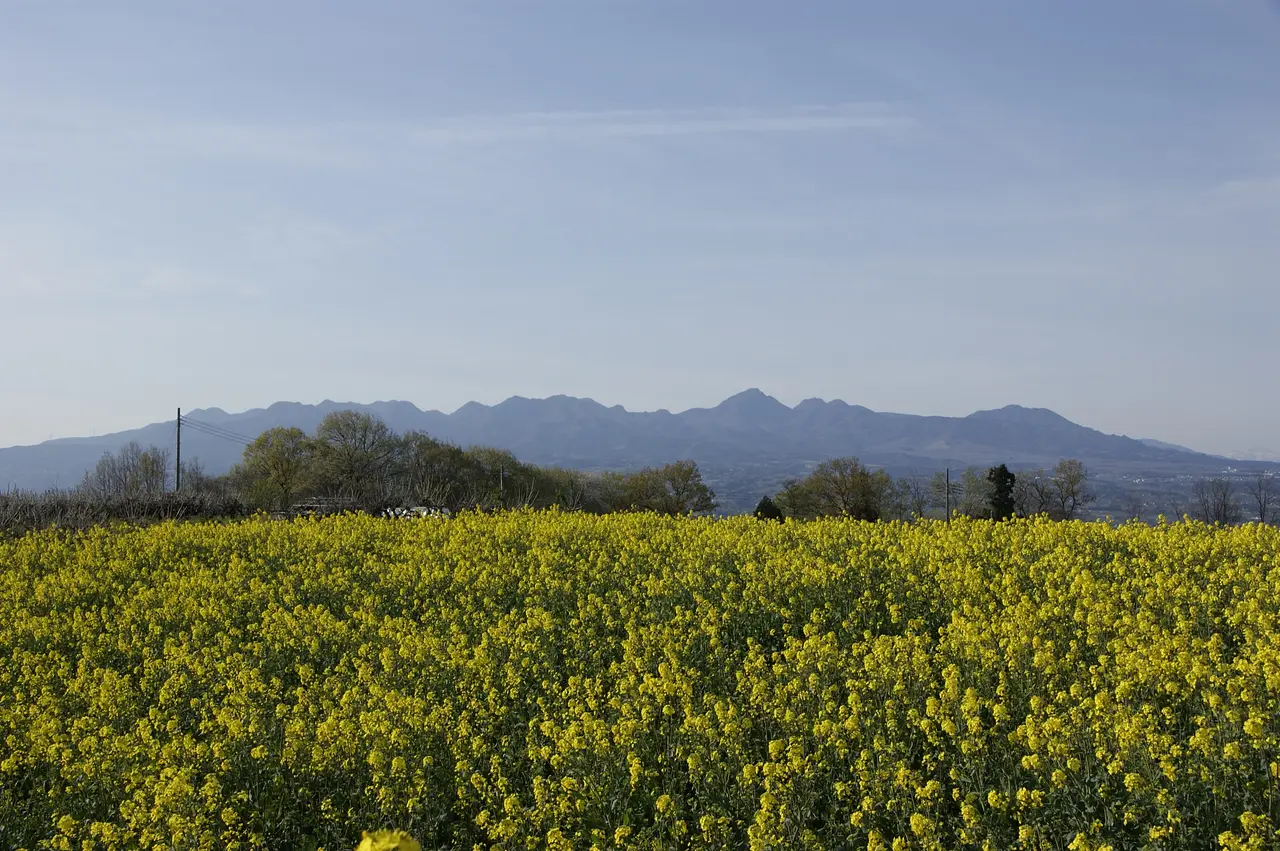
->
[[987, 464, 1017, 520], [753, 495, 785, 521]]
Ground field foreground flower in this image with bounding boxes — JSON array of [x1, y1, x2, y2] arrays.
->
[[1, 512, 1278, 849]]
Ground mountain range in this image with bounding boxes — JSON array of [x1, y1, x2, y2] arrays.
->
[[2, 389, 1254, 513]]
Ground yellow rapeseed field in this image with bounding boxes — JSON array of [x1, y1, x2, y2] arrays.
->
[[1, 512, 1278, 850]]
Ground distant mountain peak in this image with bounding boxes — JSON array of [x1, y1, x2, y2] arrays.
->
[[369, 400, 426, 416], [713, 388, 790, 411], [967, 404, 1071, 425], [452, 401, 490, 415], [695, 388, 794, 428], [545, 394, 607, 409], [725, 387, 771, 400]]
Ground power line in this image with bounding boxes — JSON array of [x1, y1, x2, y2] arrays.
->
[[179, 416, 255, 445], [179, 418, 254, 446], [181, 427, 250, 447], [180, 419, 250, 444], [181, 425, 250, 446], [180, 415, 252, 442]]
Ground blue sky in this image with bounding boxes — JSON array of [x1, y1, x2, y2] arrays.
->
[[2, 1, 1278, 456]]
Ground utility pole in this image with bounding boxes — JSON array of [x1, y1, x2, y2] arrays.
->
[[176, 408, 182, 493], [945, 467, 950, 524]]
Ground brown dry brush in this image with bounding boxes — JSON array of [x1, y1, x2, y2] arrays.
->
[[0, 490, 250, 538]]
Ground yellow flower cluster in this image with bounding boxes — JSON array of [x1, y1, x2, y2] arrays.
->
[[1, 512, 1278, 849], [356, 829, 421, 851]]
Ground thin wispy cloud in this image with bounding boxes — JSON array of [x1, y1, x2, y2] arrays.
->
[[0, 101, 912, 168], [1210, 176, 1280, 208], [407, 103, 911, 144], [0, 101, 916, 177]]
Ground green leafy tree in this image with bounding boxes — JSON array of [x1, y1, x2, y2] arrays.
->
[[233, 427, 314, 510], [389, 433, 601, 513], [776, 457, 893, 521], [1051, 458, 1095, 520], [609, 461, 717, 516], [658, 460, 718, 515], [987, 464, 1017, 520]]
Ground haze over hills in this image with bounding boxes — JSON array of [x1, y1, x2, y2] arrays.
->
[[1222, 449, 1280, 463], [0, 389, 1255, 513], [1136, 438, 1198, 454]]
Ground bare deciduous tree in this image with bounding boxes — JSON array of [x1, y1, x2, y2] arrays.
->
[[1161, 493, 1189, 522], [1244, 471, 1277, 524], [80, 442, 170, 499], [1120, 490, 1147, 523], [956, 467, 994, 518], [881, 479, 911, 522], [903, 473, 932, 520], [546, 468, 593, 512], [1012, 468, 1056, 518], [394, 432, 471, 510], [1192, 477, 1243, 525], [929, 470, 964, 518], [882, 479, 911, 522], [179, 458, 235, 500], [313, 411, 398, 506]]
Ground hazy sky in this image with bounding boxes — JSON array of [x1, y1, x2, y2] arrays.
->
[[2, 1, 1278, 456]]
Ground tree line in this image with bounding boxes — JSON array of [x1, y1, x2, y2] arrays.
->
[[79, 416, 1093, 525], [4, 411, 1098, 534], [752, 457, 1096, 522], [756, 458, 1280, 527], [6, 407, 1275, 535], [1182, 472, 1276, 525], [65, 410, 719, 518]]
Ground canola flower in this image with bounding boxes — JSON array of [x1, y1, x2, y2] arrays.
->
[[0, 511, 1278, 849], [356, 829, 421, 851]]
